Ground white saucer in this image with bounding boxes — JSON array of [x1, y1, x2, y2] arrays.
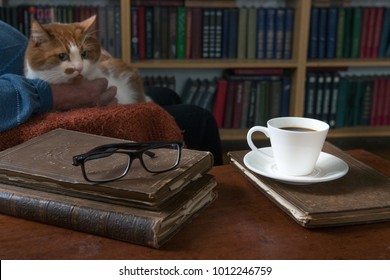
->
[[243, 147, 349, 185]]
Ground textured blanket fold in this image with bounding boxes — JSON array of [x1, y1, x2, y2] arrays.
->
[[0, 103, 183, 152]]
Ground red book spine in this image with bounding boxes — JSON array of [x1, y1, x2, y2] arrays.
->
[[191, 8, 203, 59], [232, 81, 244, 129], [371, 7, 384, 58], [185, 7, 192, 59], [213, 79, 228, 128], [366, 8, 376, 58], [359, 8, 370, 58]]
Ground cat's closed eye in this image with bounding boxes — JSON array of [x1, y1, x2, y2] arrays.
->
[[58, 53, 69, 61]]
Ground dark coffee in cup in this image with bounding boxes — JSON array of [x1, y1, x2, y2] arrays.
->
[[279, 127, 317, 132]]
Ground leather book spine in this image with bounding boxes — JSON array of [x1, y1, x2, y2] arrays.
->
[[0, 185, 157, 247]]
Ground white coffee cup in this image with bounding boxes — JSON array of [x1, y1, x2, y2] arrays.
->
[[247, 117, 329, 176]]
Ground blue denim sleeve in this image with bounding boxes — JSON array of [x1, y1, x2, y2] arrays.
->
[[0, 20, 53, 132], [0, 74, 53, 132], [0, 20, 27, 76]]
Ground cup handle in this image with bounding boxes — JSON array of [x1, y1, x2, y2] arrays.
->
[[247, 126, 270, 152]]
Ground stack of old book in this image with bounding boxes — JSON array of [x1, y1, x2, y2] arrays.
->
[[0, 129, 217, 248]]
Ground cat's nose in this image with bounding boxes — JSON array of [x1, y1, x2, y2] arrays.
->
[[74, 66, 83, 73]]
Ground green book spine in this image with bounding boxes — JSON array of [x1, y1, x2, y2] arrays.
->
[[343, 7, 353, 58], [336, 7, 345, 59], [176, 7, 186, 59], [350, 7, 362, 58], [237, 7, 248, 59], [335, 77, 348, 128]]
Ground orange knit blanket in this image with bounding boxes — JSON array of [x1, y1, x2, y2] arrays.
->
[[0, 103, 183, 152]]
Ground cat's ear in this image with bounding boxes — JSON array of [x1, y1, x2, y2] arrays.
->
[[30, 20, 50, 46], [79, 15, 96, 33]]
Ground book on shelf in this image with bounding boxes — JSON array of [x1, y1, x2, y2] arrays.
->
[[1, 3, 122, 57], [309, 5, 390, 59], [350, 7, 362, 59], [176, 6, 186, 59], [227, 8, 238, 58], [264, 8, 275, 59], [304, 71, 390, 128], [317, 7, 327, 59], [190, 7, 203, 59], [308, 7, 319, 59], [222, 69, 291, 128], [246, 7, 257, 59], [326, 7, 338, 58], [335, 7, 345, 58], [160, 7, 169, 59], [0, 129, 217, 248], [213, 79, 228, 128], [228, 142, 390, 228], [129, 4, 295, 61], [237, 7, 248, 59], [378, 8, 390, 58], [143, 75, 176, 91], [283, 8, 294, 59]]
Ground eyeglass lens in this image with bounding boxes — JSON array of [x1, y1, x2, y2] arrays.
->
[[83, 152, 130, 182], [82, 143, 180, 182], [142, 144, 180, 172]]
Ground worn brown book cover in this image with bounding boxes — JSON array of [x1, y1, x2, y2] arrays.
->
[[0, 174, 217, 248], [228, 142, 390, 227], [0, 129, 213, 209]]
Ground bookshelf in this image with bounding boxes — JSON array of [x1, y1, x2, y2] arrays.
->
[[3, 0, 389, 140], [120, 0, 390, 141]]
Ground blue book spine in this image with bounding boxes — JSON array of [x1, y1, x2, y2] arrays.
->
[[308, 7, 319, 59], [265, 8, 276, 59], [274, 8, 285, 59], [228, 8, 238, 58], [283, 8, 294, 59], [317, 8, 328, 59], [379, 7, 390, 58], [256, 8, 266, 59], [326, 8, 338, 59]]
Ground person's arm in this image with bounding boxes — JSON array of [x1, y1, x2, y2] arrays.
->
[[0, 74, 52, 132], [0, 74, 117, 132]]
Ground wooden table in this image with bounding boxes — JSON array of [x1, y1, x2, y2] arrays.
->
[[0, 150, 389, 260]]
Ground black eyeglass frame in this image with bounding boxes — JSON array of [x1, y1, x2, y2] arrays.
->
[[72, 141, 184, 183]]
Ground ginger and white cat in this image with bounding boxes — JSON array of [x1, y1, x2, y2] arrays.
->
[[25, 15, 147, 104]]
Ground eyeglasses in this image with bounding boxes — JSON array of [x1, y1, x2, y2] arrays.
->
[[72, 141, 183, 183]]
